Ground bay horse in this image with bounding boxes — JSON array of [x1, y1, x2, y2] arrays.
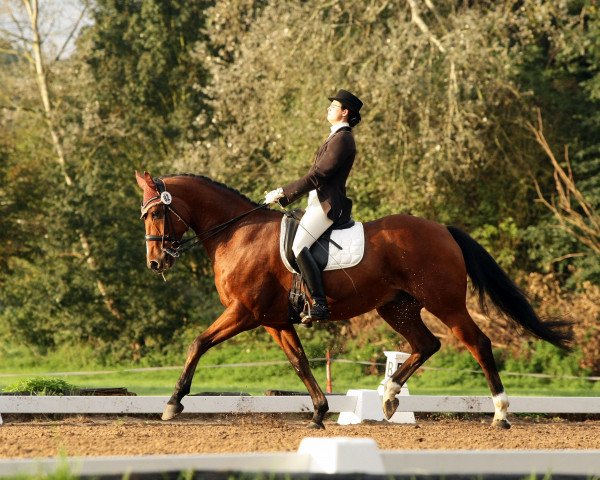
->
[[136, 171, 572, 429]]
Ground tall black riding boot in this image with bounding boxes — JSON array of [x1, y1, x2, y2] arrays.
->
[[296, 247, 330, 322]]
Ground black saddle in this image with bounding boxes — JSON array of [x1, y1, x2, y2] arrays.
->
[[283, 209, 355, 273]]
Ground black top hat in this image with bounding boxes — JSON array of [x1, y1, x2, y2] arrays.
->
[[328, 89, 363, 113]]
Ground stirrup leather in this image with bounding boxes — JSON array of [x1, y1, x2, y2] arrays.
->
[[296, 247, 329, 323]]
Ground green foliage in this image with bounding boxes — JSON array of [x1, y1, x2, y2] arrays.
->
[[182, 0, 599, 280], [513, 1, 600, 282], [523, 219, 600, 287], [472, 217, 521, 270], [414, 341, 594, 393], [0, 0, 598, 363], [0, 2, 220, 359], [501, 340, 588, 389], [3, 377, 77, 396], [189, 0, 540, 225], [86, 0, 211, 143]]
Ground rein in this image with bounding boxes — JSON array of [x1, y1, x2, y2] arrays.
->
[[142, 179, 267, 258], [162, 203, 268, 258]]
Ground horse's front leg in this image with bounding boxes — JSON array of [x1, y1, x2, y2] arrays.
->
[[264, 326, 329, 429], [162, 302, 257, 420]]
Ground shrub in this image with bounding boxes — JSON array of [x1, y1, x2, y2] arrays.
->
[[3, 377, 77, 396]]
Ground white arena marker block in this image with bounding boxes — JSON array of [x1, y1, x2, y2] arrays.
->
[[298, 437, 384, 474], [337, 351, 415, 425], [337, 389, 384, 424], [381, 351, 411, 381]]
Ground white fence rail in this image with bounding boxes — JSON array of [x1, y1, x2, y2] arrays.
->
[[1, 438, 600, 477], [1, 395, 599, 476], [1, 393, 599, 415]]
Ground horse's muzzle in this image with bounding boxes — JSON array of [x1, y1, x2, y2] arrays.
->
[[147, 254, 174, 273], [149, 260, 161, 271]]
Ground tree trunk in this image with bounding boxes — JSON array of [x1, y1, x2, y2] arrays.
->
[[22, 0, 123, 321]]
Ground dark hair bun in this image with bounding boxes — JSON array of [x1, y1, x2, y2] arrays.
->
[[349, 111, 361, 127]]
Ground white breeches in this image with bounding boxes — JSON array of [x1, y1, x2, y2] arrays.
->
[[292, 191, 334, 257]]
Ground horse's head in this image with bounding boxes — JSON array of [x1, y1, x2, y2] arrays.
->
[[136, 171, 192, 273]]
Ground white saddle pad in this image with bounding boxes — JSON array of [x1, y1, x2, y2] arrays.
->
[[280, 220, 365, 273]]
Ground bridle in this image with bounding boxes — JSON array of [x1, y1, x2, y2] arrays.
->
[[141, 178, 267, 258], [140, 178, 190, 258]]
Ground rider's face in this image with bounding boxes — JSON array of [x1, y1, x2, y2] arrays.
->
[[327, 101, 348, 125]]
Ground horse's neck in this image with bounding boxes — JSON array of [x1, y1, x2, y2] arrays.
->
[[184, 178, 259, 241], [179, 177, 281, 273]]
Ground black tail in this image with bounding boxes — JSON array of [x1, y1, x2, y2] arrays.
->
[[447, 226, 573, 351]]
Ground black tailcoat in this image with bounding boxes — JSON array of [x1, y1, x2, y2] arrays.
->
[[280, 126, 356, 224]]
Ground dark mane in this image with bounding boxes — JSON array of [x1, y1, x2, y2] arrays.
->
[[158, 173, 260, 206]]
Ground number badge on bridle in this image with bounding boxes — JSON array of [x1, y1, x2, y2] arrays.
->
[[160, 191, 172, 205]]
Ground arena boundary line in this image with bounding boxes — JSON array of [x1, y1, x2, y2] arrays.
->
[[1, 393, 599, 416], [1, 439, 600, 477]]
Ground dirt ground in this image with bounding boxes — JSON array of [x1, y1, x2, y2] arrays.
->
[[1, 414, 599, 458]]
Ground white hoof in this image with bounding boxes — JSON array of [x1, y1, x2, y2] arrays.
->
[[383, 397, 399, 420], [162, 402, 183, 420]]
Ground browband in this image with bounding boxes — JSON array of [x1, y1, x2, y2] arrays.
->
[[140, 178, 172, 217]]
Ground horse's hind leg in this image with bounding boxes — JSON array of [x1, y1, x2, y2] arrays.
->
[[264, 325, 328, 429], [162, 302, 257, 421], [432, 305, 510, 429], [377, 293, 441, 420]]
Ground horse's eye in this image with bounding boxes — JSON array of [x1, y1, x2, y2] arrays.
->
[[152, 211, 162, 220]]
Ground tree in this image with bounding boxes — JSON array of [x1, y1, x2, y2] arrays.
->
[[0, 0, 218, 358], [86, 0, 212, 145], [179, 0, 598, 280], [0, 0, 122, 320], [516, 1, 600, 284], [182, 2, 538, 233], [1, 0, 597, 360]]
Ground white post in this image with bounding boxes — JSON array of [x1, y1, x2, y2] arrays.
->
[[298, 437, 385, 474], [377, 351, 415, 423], [337, 389, 386, 424]]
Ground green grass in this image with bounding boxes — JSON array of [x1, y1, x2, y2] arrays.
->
[[1, 459, 76, 479], [1, 330, 599, 397], [0, 362, 378, 396], [3, 377, 78, 395], [1, 360, 598, 397]]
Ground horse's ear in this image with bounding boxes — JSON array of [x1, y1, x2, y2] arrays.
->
[[136, 171, 156, 191]]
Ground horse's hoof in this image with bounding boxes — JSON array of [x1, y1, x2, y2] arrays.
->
[[492, 419, 511, 429], [162, 402, 184, 421], [383, 398, 399, 420], [307, 421, 325, 430]]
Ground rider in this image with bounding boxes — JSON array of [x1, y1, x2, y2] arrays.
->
[[265, 89, 363, 323]]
